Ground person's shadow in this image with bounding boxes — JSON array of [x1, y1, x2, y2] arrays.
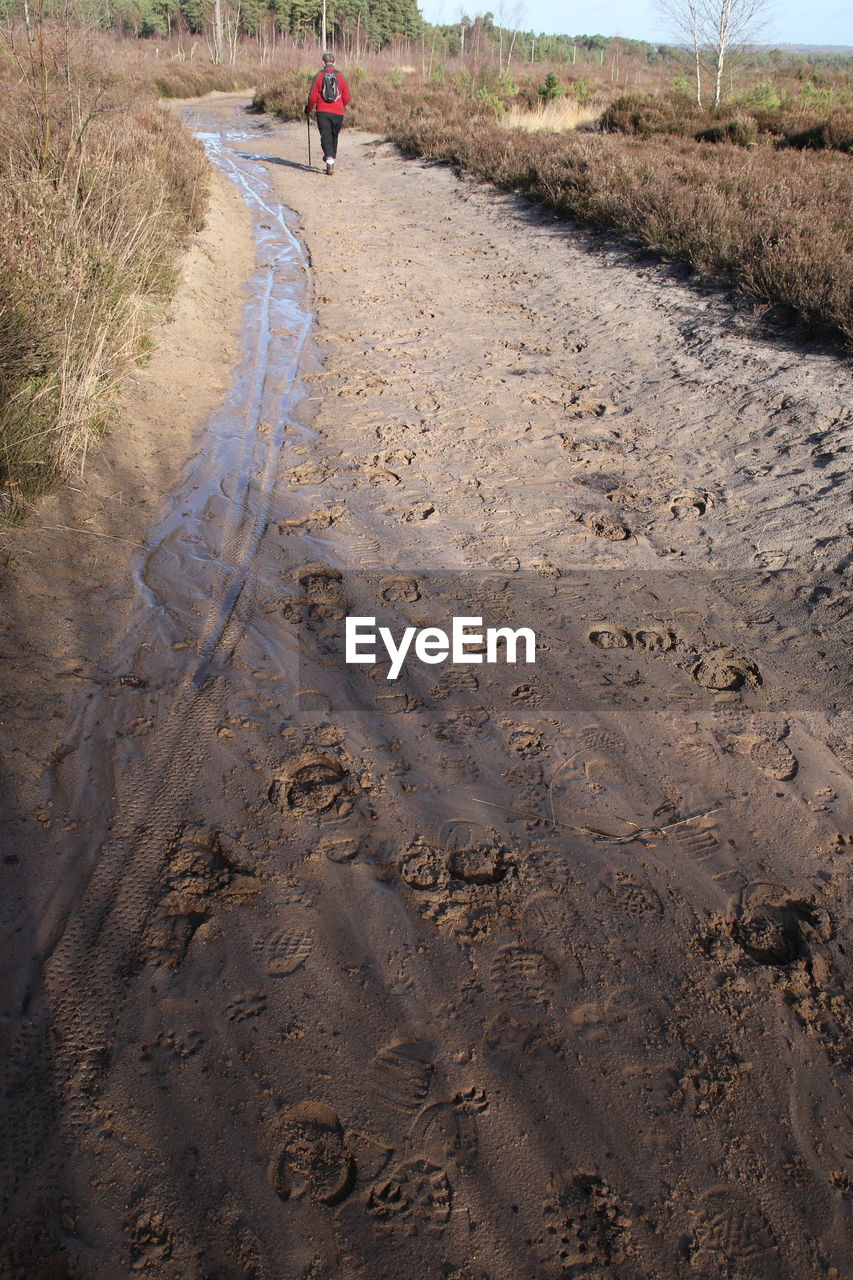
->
[[236, 152, 317, 174]]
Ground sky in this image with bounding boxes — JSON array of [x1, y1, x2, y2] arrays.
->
[[416, 0, 853, 47]]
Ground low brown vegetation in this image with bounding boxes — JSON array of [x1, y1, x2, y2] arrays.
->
[[602, 91, 853, 152], [152, 63, 258, 99], [0, 27, 209, 517]]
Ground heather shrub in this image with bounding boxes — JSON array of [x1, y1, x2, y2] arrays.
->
[[758, 109, 853, 152], [821, 111, 853, 151], [601, 92, 705, 137], [252, 71, 313, 120], [696, 115, 759, 146], [155, 65, 257, 98], [0, 28, 209, 513], [601, 89, 852, 154]]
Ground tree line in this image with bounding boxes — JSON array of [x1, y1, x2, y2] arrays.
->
[[0, 0, 423, 48], [1, 0, 849, 75]]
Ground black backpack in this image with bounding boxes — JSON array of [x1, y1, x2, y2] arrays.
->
[[320, 68, 340, 103]]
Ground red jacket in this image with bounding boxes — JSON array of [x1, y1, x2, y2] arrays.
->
[[307, 66, 351, 116]]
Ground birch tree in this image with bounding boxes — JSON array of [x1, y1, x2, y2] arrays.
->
[[505, 0, 526, 68], [702, 0, 771, 107], [211, 0, 224, 60], [660, 0, 772, 108]]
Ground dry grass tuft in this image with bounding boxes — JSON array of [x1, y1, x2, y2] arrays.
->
[[500, 99, 601, 133]]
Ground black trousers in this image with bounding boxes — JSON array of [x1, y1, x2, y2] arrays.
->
[[316, 111, 343, 161]]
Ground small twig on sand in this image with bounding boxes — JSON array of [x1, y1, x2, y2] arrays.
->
[[470, 798, 544, 821], [471, 793, 721, 845], [582, 808, 722, 845], [36, 524, 147, 548]]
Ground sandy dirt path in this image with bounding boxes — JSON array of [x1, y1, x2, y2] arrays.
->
[[0, 95, 851, 1280]]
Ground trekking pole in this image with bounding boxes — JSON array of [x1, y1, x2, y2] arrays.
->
[[307, 115, 312, 170]]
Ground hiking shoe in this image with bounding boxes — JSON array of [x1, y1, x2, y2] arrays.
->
[[325, 161, 334, 176]]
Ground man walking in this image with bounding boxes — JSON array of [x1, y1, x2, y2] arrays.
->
[[306, 52, 351, 177]]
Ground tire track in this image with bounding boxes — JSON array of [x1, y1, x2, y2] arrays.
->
[[3, 121, 315, 1137]]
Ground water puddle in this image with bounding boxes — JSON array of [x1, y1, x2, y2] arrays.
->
[[135, 117, 316, 684], [33, 108, 318, 984]]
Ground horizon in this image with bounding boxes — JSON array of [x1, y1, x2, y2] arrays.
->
[[416, 0, 853, 50]]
